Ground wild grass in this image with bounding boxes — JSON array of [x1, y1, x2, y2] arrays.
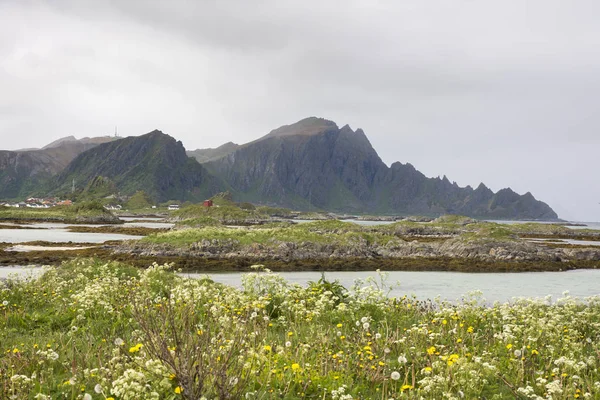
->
[[0, 201, 114, 222], [1, 258, 599, 399]]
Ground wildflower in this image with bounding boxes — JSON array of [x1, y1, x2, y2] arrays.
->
[[175, 386, 182, 394], [288, 332, 294, 337], [263, 345, 272, 352], [467, 326, 474, 333], [390, 371, 400, 380], [363, 322, 370, 330], [129, 343, 143, 353], [83, 394, 92, 400], [337, 323, 342, 328], [401, 384, 413, 391], [531, 349, 539, 355], [291, 363, 301, 372], [514, 349, 522, 358], [427, 346, 436, 355], [398, 355, 407, 364], [447, 354, 459, 366], [506, 344, 513, 350], [94, 384, 103, 393], [285, 341, 292, 347]]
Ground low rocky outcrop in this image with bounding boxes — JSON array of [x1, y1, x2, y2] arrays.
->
[[114, 235, 600, 264]]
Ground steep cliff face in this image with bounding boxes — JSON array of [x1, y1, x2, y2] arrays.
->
[[204, 118, 389, 211], [204, 117, 558, 219], [53, 130, 227, 202]]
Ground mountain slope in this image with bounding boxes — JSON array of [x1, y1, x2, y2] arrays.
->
[[187, 142, 240, 163], [204, 117, 558, 219], [0, 136, 117, 199], [204, 118, 388, 211], [53, 130, 227, 202]]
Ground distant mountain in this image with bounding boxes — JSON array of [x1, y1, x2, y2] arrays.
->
[[203, 117, 557, 219], [0, 120, 558, 220], [42, 135, 117, 150], [52, 130, 227, 202], [0, 136, 117, 199], [187, 142, 240, 163]]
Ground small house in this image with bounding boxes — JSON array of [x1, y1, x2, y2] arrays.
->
[[168, 204, 180, 211], [203, 200, 213, 208]]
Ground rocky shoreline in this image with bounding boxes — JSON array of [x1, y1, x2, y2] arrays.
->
[[113, 235, 600, 270]]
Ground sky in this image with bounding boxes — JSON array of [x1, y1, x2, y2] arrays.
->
[[1, 0, 599, 221]]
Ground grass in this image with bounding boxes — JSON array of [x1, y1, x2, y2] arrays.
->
[[0, 201, 117, 223], [1, 258, 599, 399], [145, 217, 600, 250], [143, 220, 394, 248]]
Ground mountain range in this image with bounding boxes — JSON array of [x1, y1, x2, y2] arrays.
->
[[0, 118, 558, 220]]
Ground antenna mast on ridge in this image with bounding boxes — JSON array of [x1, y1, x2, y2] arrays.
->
[[72, 179, 75, 194]]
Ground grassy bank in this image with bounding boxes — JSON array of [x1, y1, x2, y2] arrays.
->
[[0, 202, 121, 224], [1, 258, 599, 399]]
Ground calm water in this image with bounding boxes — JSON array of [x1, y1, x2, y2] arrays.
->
[[0, 266, 43, 280], [0, 228, 141, 243], [179, 269, 600, 303], [528, 238, 600, 247], [2, 267, 598, 303], [0, 220, 172, 243]]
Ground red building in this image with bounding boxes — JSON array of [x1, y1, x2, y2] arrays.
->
[[203, 200, 213, 207]]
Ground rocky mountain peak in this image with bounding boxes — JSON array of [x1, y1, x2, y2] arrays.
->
[[262, 117, 338, 139]]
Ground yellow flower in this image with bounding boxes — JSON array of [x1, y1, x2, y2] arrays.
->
[[288, 332, 294, 337], [506, 344, 513, 350], [401, 384, 413, 391], [467, 326, 474, 333], [336, 323, 343, 328], [424, 367, 432, 372], [456, 338, 462, 343], [197, 330, 203, 336], [169, 374, 176, 380], [442, 320, 447, 325], [12, 348, 19, 354], [129, 343, 143, 353], [263, 345, 272, 352], [175, 386, 182, 394], [427, 346, 436, 355], [447, 354, 459, 366], [291, 363, 301, 372], [531, 349, 539, 355]]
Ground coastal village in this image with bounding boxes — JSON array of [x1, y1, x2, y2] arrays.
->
[[0, 197, 73, 208]]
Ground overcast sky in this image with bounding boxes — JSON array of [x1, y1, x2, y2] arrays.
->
[[1, 0, 599, 221]]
